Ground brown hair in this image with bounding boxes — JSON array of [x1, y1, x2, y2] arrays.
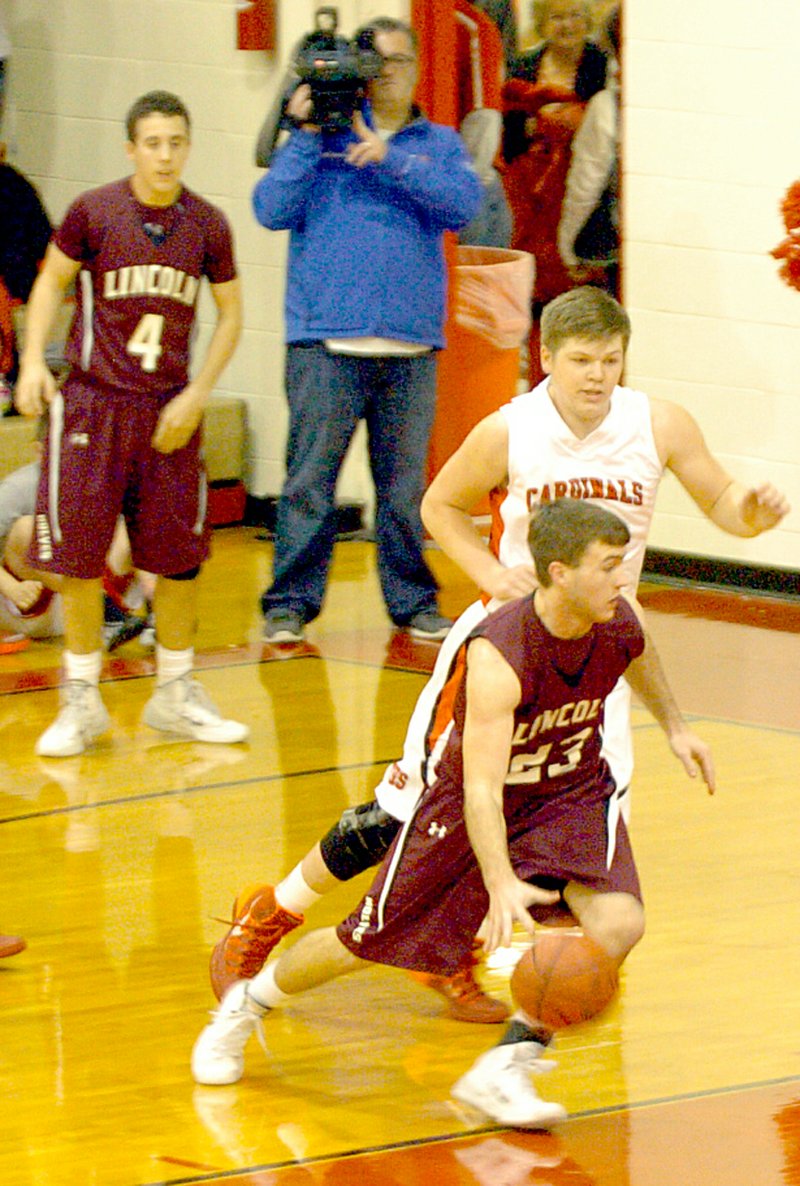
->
[[528, 498, 629, 585], [355, 17, 418, 55], [126, 91, 191, 142], [540, 286, 631, 354]]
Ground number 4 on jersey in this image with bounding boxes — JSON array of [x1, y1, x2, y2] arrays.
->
[[127, 313, 165, 373]]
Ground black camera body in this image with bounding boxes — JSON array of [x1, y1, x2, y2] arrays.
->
[[255, 6, 384, 167], [292, 7, 383, 131]]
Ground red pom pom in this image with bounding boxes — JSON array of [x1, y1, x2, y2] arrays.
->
[[780, 181, 800, 232], [772, 182, 800, 291]]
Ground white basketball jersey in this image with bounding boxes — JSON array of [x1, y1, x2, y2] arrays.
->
[[493, 380, 665, 804], [375, 380, 665, 824], [493, 380, 663, 592]]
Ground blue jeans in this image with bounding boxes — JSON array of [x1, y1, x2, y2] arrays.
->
[[262, 342, 440, 625]]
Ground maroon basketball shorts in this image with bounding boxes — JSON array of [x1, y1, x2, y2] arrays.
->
[[337, 779, 642, 977], [31, 382, 210, 579]]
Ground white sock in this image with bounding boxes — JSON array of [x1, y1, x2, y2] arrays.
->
[[248, 961, 293, 1010], [64, 650, 102, 686], [275, 864, 322, 914], [156, 645, 193, 687]]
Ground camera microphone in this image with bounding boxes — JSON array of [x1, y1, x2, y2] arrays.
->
[[142, 202, 184, 248], [143, 223, 166, 247]]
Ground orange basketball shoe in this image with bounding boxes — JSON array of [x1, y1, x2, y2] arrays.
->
[[0, 933, 26, 959], [210, 884, 303, 1001], [410, 942, 510, 1024]]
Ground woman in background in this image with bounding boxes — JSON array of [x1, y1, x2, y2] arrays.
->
[[557, 7, 621, 296], [502, 0, 608, 380]]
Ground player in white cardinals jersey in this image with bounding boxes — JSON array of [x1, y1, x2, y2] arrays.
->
[[205, 287, 789, 1022], [407, 378, 663, 819], [494, 382, 661, 585]]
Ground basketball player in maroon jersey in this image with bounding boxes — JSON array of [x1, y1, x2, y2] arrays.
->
[[192, 500, 715, 1129], [15, 90, 247, 756], [205, 287, 788, 1028]]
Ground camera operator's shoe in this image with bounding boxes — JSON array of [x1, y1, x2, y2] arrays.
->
[[263, 610, 305, 643], [210, 884, 304, 1001], [407, 610, 452, 640], [410, 942, 509, 1023], [452, 1041, 567, 1128]]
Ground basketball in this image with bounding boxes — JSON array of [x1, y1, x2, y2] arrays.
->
[[510, 932, 619, 1029]]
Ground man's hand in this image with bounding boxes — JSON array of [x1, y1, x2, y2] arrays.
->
[[346, 111, 388, 168], [668, 728, 716, 795], [484, 562, 538, 604], [151, 386, 204, 454], [285, 83, 320, 133], [483, 874, 560, 953], [740, 482, 790, 534], [14, 360, 57, 417]]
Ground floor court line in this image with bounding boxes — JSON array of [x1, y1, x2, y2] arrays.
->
[[1, 705, 790, 829], [0, 758, 402, 826], [148, 1077, 800, 1186]]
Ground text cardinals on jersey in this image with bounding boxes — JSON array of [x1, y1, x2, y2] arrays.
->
[[525, 477, 644, 510]]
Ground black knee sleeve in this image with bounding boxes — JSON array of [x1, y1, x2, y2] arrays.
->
[[163, 565, 201, 581], [319, 799, 401, 882]]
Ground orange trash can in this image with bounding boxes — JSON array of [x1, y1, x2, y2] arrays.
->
[[428, 245, 535, 507]]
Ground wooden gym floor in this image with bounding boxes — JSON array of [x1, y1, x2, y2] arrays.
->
[[1, 526, 799, 1186]]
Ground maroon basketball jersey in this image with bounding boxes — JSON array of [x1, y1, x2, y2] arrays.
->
[[439, 596, 644, 802], [55, 179, 236, 398]]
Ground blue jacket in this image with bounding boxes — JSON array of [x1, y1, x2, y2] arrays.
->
[[252, 108, 482, 348]]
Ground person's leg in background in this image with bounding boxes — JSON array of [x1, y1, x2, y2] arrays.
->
[[261, 343, 360, 642], [366, 353, 450, 638]]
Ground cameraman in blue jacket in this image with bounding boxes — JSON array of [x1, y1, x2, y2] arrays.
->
[[253, 16, 482, 644]]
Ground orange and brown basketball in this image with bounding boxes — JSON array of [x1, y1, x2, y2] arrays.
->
[[510, 932, 619, 1029]]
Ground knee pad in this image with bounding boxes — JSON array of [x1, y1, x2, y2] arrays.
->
[[163, 565, 200, 582], [319, 800, 401, 882]]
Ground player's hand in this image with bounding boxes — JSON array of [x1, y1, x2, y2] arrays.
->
[[151, 387, 204, 454], [9, 579, 45, 612], [740, 483, 790, 533], [668, 728, 716, 795], [485, 563, 538, 604], [346, 111, 388, 168], [14, 360, 57, 417], [483, 876, 560, 953]]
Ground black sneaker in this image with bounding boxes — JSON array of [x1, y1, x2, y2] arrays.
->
[[102, 614, 148, 652], [407, 610, 452, 640], [263, 610, 305, 643]]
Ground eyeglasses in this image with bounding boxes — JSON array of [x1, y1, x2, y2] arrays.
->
[[549, 9, 586, 23], [380, 53, 416, 67]]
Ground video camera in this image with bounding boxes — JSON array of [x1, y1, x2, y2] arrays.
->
[[255, 6, 384, 167], [294, 7, 384, 131]]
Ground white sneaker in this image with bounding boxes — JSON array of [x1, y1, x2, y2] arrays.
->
[[143, 675, 249, 744], [451, 1041, 567, 1128], [191, 980, 266, 1085], [36, 681, 111, 758]]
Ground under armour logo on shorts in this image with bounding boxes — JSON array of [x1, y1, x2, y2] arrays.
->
[[427, 821, 447, 839]]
